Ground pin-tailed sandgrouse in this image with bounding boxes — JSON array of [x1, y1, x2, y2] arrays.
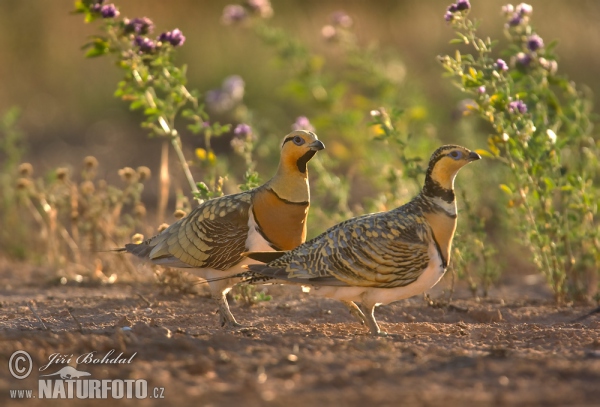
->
[[243, 145, 480, 335], [121, 130, 324, 327]]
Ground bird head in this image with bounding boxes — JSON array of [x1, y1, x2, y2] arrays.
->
[[426, 145, 481, 191], [279, 130, 325, 174]]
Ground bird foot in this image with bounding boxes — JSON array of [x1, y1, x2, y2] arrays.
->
[[220, 317, 244, 328]]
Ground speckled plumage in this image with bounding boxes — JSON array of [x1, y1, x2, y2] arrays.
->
[[121, 130, 325, 327], [244, 145, 481, 335]]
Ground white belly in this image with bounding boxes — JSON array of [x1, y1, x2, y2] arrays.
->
[[309, 241, 445, 306]]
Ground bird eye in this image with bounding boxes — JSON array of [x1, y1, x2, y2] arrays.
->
[[449, 150, 462, 159], [293, 136, 305, 146]]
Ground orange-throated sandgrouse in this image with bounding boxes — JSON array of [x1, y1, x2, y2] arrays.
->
[[121, 130, 324, 327], [242, 145, 480, 335]]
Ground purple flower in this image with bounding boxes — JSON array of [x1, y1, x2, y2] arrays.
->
[[100, 4, 119, 18], [444, 11, 454, 22], [331, 11, 353, 28], [455, 0, 471, 11], [477, 86, 486, 94], [205, 76, 245, 113], [124, 17, 154, 35], [159, 28, 186, 47], [446, 0, 470, 14], [495, 59, 509, 71], [515, 3, 533, 15], [292, 116, 315, 132], [222, 5, 248, 25], [234, 123, 252, 138], [508, 13, 522, 26], [501, 4, 515, 15], [246, 0, 273, 18], [90, 0, 104, 12], [134, 36, 156, 54], [527, 34, 544, 52], [508, 100, 527, 114], [222, 75, 245, 101], [515, 52, 532, 67]]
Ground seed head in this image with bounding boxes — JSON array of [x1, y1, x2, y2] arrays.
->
[[80, 180, 95, 195], [56, 167, 69, 181], [157, 223, 170, 233], [18, 163, 33, 177], [137, 166, 151, 181], [16, 178, 31, 191], [131, 233, 144, 244], [174, 209, 187, 219], [83, 155, 99, 170], [118, 167, 137, 183], [134, 203, 147, 218]]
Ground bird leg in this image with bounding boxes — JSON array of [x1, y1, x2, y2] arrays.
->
[[357, 302, 387, 337], [213, 291, 243, 328], [342, 301, 366, 325]]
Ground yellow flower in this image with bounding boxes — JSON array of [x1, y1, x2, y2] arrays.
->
[[195, 148, 207, 161], [196, 148, 217, 164]]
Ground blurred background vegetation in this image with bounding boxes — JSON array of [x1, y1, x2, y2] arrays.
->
[[1, 0, 599, 301]]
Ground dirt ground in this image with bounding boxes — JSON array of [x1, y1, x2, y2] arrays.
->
[[1, 261, 599, 407]]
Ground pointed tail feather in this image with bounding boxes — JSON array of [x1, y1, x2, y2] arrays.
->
[[124, 243, 155, 259], [241, 251, 287, 263]]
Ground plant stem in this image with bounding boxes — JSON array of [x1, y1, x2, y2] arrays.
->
[[158, 140, 170, 224]]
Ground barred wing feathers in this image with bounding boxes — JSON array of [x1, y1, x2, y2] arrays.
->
[[126, 192, 253, 270], [250, 205, 432, 288]]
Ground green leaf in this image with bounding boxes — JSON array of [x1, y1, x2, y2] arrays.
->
[[85, 46, 108, 58], [129, 99, 145, 111]]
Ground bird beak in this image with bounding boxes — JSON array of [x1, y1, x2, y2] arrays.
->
[[467, 151, 481, 161], [308, 140, 325, 151]]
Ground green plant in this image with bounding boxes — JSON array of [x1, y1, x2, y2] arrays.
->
[[234, 284, 273, 305], [74, 1, 232, 220], [0, 108, 28, 259], [440, 1, 599, 301]]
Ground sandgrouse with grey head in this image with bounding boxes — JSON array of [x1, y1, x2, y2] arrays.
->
[[121, 130, 324, 327], [243, 145, 480, 335]]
